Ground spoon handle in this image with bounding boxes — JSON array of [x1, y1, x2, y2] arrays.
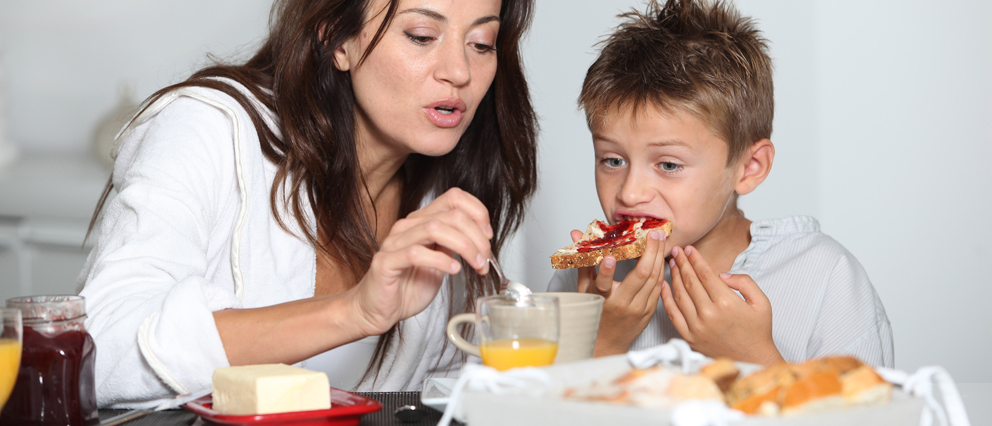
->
[[100, 409, 153, 426], [487, 257, 509, 291]]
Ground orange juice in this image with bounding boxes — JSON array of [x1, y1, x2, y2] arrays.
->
[[0, 338, 21, 408], [480, 338, 557, 371]]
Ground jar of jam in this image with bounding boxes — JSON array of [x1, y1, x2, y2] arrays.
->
[[0, 295, 98, 426]]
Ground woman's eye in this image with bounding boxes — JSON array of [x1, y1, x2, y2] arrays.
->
[[471, 43, 496, 53], [659, 162, 682, 172], [404, 31, 435, 45], [603, 157, 627, 168]]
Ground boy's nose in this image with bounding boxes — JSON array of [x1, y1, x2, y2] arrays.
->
[[618, 172, 654, 206]]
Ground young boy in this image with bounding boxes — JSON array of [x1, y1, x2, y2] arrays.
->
[[548, 0, 893, 367]]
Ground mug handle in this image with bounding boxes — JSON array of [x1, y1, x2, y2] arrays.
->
[[446, 313, 480, 357]]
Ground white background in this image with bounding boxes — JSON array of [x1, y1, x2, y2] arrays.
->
[[0, 0, 989, 386]]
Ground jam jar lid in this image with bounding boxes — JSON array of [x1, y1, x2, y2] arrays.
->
[[6, 295, 87, 324]]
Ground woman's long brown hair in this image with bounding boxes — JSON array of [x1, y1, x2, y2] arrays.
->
[[86, 0, 537, 386]]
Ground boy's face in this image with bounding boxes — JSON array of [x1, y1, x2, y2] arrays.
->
[[592, 104, 740, 251]]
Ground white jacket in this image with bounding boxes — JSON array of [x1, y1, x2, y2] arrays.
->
[[78, 81, 461, 408]]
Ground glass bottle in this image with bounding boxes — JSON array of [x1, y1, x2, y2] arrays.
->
[[0, 295, 98, 425]]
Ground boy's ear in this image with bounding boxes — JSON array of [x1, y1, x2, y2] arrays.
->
[[734, 139, 775, 196]]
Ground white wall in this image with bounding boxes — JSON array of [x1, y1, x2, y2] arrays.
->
[[1, 0, 989, 383], [518, 0, 992, 384], [0, 1, 271, 152]]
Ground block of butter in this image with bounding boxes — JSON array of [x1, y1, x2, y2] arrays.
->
[[212, 364, 331, 415]]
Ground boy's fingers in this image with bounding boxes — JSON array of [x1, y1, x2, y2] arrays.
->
[[667, 252, 698, 321], [635, 231, 666, 309], [595, 256, 617, 295], [576, 265, 596, 294], [570, 229, 584, 243], [684, 245, 729, 301], [672, 247, 712, 306], [720, 273, 770, 308], [617, 230, 665, 302], [660, 280, 690, 336]]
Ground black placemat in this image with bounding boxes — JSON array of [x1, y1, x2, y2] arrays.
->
[[96, 391, 460, 425], [99, 408, 198, 425], [357, 391, 461, 426]]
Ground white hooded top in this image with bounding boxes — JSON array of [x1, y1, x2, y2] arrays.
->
[[78, 80, 462, 409]]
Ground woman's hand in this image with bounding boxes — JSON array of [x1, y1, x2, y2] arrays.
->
[[661, 246, 784, 365], [575, 229, 667, 357], [350, 188, 493, 337]]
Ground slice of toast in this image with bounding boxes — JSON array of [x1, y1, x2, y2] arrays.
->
[[550, 218, 673, 269]]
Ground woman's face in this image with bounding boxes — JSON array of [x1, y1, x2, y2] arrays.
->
[[335, 0, 502, 159]]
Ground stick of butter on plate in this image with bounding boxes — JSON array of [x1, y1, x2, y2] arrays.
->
[[212, 363, 331, 415]]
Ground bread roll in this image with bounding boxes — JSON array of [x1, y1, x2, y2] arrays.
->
[[727, 356, 892, 416]]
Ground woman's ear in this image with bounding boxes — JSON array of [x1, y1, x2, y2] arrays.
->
[[333, 45, 351, 71], [324, 22, 357, 72], [332, 38, 355, 72], [734, 139, 775, 195]]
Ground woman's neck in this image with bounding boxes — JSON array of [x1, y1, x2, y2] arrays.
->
[[354, 116, 411, 202]]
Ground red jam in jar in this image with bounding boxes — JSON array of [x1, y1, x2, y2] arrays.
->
[[1, 295, 98, 426]]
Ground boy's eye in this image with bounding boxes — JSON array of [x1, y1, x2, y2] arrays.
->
[[659, 162, 681, 172], [603, 157, 627, 168]]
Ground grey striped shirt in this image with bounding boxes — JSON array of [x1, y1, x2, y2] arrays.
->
[[548, 216, 894, 368]]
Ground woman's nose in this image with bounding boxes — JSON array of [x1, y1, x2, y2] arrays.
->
[[434, 39, 471, 87]]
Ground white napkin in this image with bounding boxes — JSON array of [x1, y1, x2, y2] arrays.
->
[[626, 338, 707, 374], [877, 366, 971, 426], [438, 364, 552, 426]]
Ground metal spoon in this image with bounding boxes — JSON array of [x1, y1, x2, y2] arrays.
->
[[489, 257, 532, 297], [394, 404, 426, 423], [488, 257, 510, 291], [100, 390, 208, 425]]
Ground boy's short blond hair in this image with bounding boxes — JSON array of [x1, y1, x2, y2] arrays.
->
[[580, 0, 773, 165]]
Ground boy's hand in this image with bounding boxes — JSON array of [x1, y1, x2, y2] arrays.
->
[[661, 246, 785, 366], [574, 229, 667, 357]]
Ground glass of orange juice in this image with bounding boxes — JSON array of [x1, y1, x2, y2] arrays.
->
[[447, 294, 559, 371], [0, 308, 22, 410]]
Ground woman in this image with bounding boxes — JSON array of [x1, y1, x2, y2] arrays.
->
[[78, 0, 537, 407]]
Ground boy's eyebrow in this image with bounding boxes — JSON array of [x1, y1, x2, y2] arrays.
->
[[593, 134, 692, 148], [646, 140, 692, 148], [398, 8, 500, 26]]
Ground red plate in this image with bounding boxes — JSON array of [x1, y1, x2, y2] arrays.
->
[[184, 388, 382, 426]]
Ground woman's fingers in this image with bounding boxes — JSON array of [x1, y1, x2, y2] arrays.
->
[[385, 200, 492, 272], [377, 244, 462, 277], [404, 188, 493, 239]]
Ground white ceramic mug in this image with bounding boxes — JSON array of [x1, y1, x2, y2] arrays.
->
[[540, 292, 604, 363]]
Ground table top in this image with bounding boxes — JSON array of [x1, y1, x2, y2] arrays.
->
[[98, 392, 460, 426], [97, 384, 992, 426]]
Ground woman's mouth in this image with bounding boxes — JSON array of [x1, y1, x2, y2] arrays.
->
[[425, 99, 467, 128]]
